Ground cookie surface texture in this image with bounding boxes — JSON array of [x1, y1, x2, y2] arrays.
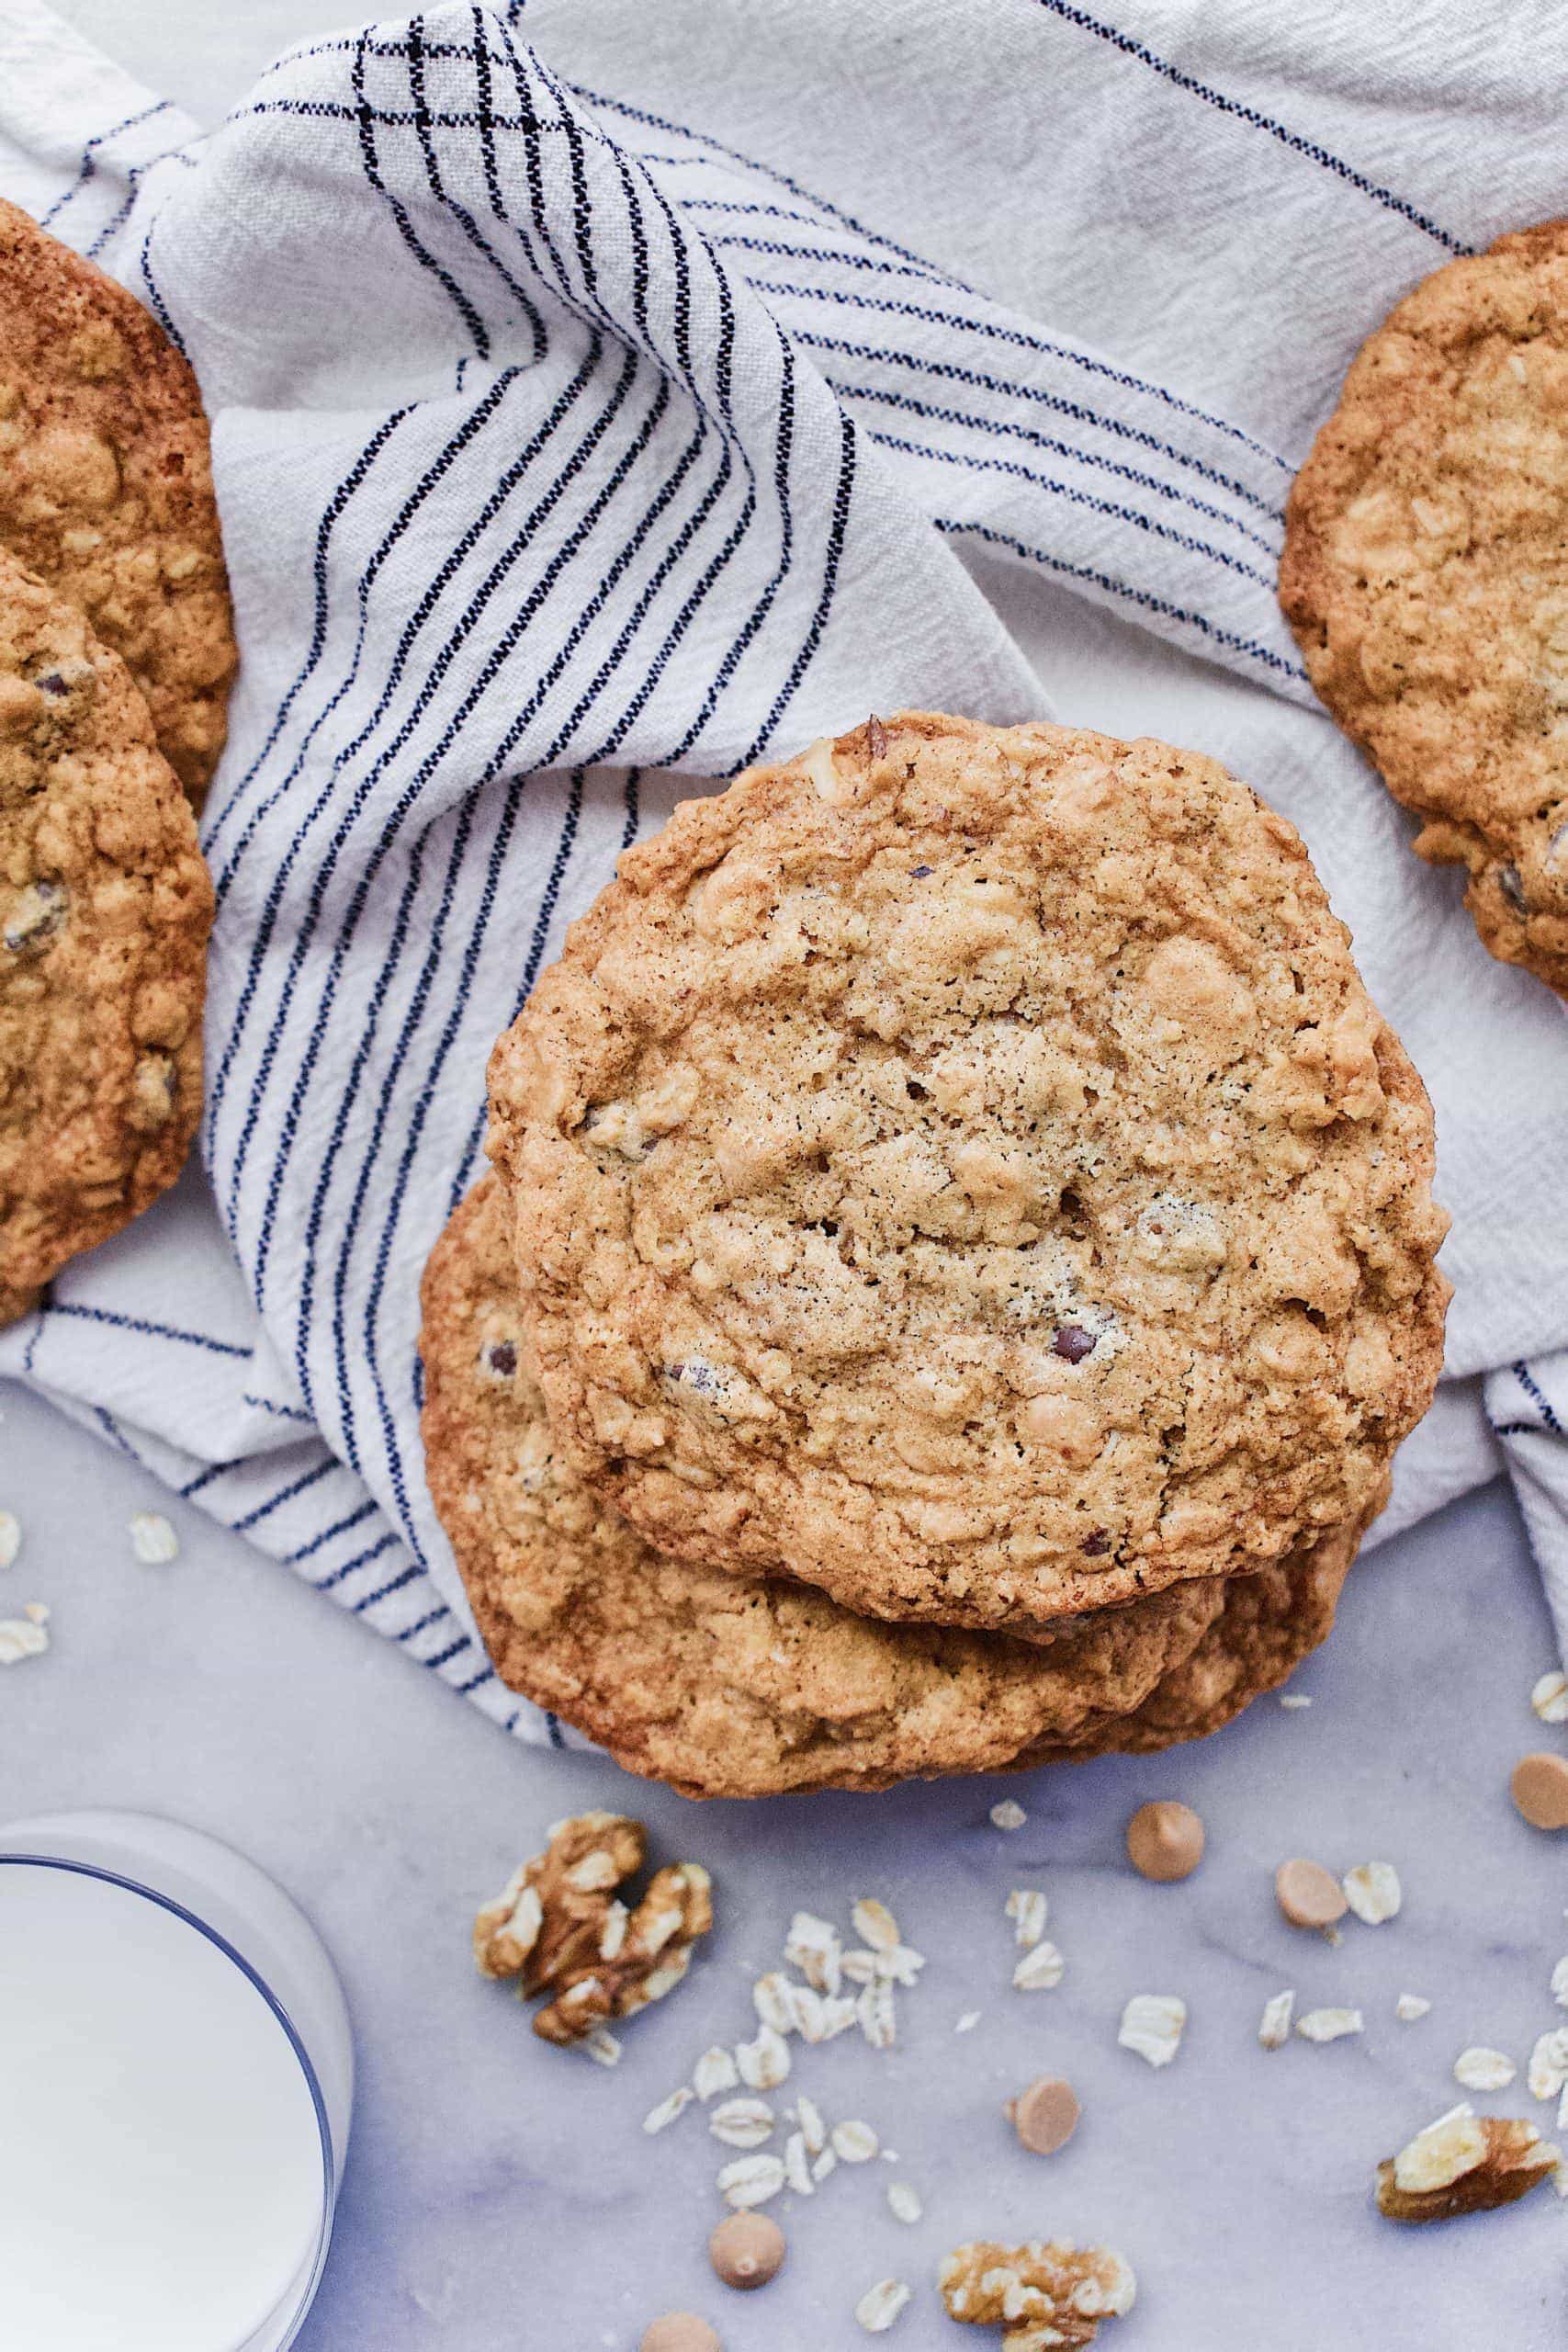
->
[[488, 712, 1449, 1634], [1281, 220, 1568, 996], [0, 551, 211, 1321], [0, 198, 235, 802], [418, 1179, 1228, 1799]]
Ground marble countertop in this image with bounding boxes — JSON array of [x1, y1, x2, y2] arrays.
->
[[6, 6, 1566, 2346]]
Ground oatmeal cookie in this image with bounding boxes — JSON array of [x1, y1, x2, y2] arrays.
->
[[1281, 220, 1568, 996], [0, 198, 234, 802], [0, 551, 211, 1321], [488, 712, 1448, 1633], [1023, 1503, 1372, 1766], [418, 1179, 1227, 1799]]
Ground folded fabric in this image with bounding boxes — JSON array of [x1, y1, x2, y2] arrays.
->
[[2, 0, 1565, 1742]]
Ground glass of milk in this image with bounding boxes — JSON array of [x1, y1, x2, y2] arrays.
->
[[0, 1809, 353, 2352]]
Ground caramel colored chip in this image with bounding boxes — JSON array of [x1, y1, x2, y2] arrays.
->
[[1126, 1800, 1205, 1883], [1512, 1752, 1568, 1831], [1275, 1858, 1348, 1930], [709, 2212, 785, 2290], [1007, 2074, 1081, 2154], [640, 2317, 720, 2352]]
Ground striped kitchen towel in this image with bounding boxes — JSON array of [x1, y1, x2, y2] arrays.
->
[[2, 0, 1567, 1742]]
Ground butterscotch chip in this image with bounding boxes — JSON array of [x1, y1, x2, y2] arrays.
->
[[1512, 1752, 1568, 1830], [1280, 222, 1568, 1000], [488, 711, 1449, 1634], [1007, 2074, 1080, 2154], [0, 552, 209, 1323], [708, 2211, 784, 2290], [417, 1181, 1229, 1798], [1125, 1800, 1204, 1882], [640, 2316, 720, 2352], [0, 199, 235, 801], [1275, 1858, 1348, 1930]]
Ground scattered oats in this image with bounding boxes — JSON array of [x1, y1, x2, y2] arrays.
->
[[989, 1800, 1028, 1832], [709, 2097, 775, 2150], [0, 1614, 49, 1665], [1532, 1670, 1568, 1724], [1258, 1990, 1294, 2050], [854, 2278, 911, 2334], [819, 1995, 859, 2041], [1296, 2007, 1363, 2044], [1279, 1693, 1314, 1710], [1453, 2048, 1516, 2093], [841, 1950, 877, 1985], [0, 1510, 18, 1567], [887, 2181, 922, 2225], [784, 1912, 843, 1996], [582, 2026, 622, 2068], [832, 2120, 880, 2165], [811, 2144, 839, 2185], [878, 1945, 925, 1987], [857, 1977, 897, 2051], [1011, 1939, 1066, 1992], [717, 2153, 786, 2210], [1558, 2085, 1568, 2133], [643, 2086, 694, 2135], [788, 1983, 829, 2042], [1529, 2027, 1568, 2102], [1119, 1992, 1186, 2067], [1555, 2159, 1568, 2200], [1395, 1994, 1431, 2023], [1006, 1889, 1049, 1948], [852, 1898, 901, 1952], [784, 2130, 814, 2197], [129, 1510, 179, 1565], [954, 2010, 982, 2034], [736, 2024, 791, 2091], [694, 2044, 739, 2100], [752, 1973, 798, 2035], [795, 2095, 827, 2154], [1551, 1956, 1568, 2009], [1342, 1861, 1402, 1926]]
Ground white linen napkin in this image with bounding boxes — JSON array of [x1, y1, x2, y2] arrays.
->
[[2, 0, 1566, 1744]]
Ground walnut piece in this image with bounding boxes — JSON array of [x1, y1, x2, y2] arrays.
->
[[472, 1812, 713, 2046], [939, 2239, 1136, 2347], [1376, 2107, 1561, 2222]]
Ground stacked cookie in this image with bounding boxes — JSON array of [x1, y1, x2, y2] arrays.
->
[[0, 203, 231, 1322], [421, 713, 1450, 1797]]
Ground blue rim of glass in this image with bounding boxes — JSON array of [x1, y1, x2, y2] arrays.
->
[[0, 1852, 335, 2350]]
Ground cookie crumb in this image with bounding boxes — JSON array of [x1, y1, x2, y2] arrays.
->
[[1258, 1990, 1294, 2050], [129, 1510, 178, 1564], [989, 1800, 1028, 1833]]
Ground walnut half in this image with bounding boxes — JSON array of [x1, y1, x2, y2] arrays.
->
[[1376, 2106, 1562, 2222], [939, 2239, 1136, 2348], [473, 1812, 713, 2046]]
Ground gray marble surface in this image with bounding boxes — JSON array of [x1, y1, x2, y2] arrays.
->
[[7, 6, 1567, 2346], [5, 1374, 1566, 2351]]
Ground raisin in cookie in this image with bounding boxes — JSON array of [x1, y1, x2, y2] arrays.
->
[[1023, 1503, 1373, 1767], [0, 551, 211, 1321], [418, 1178, 1229, 1799], [0, 198, 235, 803], [488, 712, 1449, 1634], [1281, 221, 1568, 997]]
